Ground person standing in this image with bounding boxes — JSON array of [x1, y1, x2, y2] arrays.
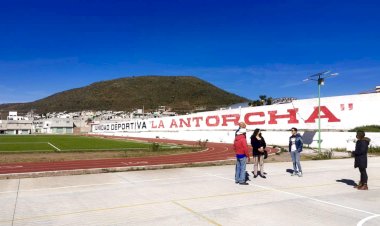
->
[[352, 130, 370, 190], [289, 127, 303, 177], [251, 128, 267, 178], [233, 127, 250, 185]]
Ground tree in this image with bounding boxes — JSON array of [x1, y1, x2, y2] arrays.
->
[[85, 118, 93, 124], [259, 95, 267, 101], [249, 95, 273, 106], [267, 97, 273, 105]]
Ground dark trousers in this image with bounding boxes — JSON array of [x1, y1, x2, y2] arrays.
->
[[359, 167, 368, 184]]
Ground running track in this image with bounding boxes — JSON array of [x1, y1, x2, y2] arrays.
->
[[0, 136, 276, 175]]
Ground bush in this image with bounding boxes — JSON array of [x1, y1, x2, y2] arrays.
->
[[349, 125, 380, 132], [368, 146, 380, 154], [331, 148, 347, 152], [313, 149, 334, 160], [280, 147, 287, 153], [151, 142, 160, 151]]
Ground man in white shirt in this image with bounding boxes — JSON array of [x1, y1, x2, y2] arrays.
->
[[288, 127, 303, 177]]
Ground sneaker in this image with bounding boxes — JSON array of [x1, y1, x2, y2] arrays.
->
[[291, 172, 297, 176], [298, 172, 303, 177], [354, 182, 362, 188], [254, 174, 258, 178], [357, 184, 368, 190], [259, 174, 266, 179], [239, 182, 249, 185]]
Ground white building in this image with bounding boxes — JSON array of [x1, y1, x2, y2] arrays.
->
[[0, 112, 33, 134], [34, 118, 74, 134], [7, 111, 29, 121]]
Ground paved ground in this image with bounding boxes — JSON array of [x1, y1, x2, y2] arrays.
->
[[0, 157, 379, 226]]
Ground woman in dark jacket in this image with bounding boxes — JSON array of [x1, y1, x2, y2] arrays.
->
[[250, 129, 266, 178], [352, 130, 371, 190]]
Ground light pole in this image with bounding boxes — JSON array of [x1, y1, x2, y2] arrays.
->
[[304, 71, 338, 153]]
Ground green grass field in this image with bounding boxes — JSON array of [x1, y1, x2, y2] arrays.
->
[[0, 135, 152, 152]]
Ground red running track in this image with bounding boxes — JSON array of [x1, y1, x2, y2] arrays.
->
[[0, 136, 277, 175]]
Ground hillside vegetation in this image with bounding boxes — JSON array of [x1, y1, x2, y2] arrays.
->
[[349, 125, 380, 132], [0, 76, 249, 114]]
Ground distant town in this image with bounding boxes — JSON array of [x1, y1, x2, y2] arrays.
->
[[0, 105, 178, 135], [0, 97, 299, 135], [2, 89, 379, 136]]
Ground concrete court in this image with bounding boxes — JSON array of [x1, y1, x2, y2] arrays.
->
[[0, 157, 379, 226]]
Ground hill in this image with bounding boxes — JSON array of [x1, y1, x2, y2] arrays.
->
[[0, 76, 249, 114]]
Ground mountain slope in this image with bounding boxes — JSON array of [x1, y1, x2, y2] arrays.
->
[[0, 76, 249, 114]]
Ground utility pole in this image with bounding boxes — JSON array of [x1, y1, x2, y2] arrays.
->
[[303, 71, 339, 153]]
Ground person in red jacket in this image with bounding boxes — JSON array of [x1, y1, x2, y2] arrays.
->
[[233, 127, 250, 185]]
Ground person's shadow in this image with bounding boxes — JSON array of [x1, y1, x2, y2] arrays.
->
[[286, 169, 294, 174], [336, 179, 357, 187]]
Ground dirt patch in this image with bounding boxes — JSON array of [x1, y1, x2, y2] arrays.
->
[[0, 149, 199, 164]]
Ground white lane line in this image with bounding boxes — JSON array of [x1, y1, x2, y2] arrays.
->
[[207, 173, 378, 216], [0, 175, 212, 194], [121, 161, 148, 165], [0, 165, 23, 169], [357, 214, 380, 226], [47, 142, 61, 151]]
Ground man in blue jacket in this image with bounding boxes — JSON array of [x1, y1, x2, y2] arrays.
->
[[289, 127, 303, 177]]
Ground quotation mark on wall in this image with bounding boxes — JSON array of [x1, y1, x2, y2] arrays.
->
[[340, 103, 353, 111]]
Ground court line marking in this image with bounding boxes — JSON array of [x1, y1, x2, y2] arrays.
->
[[208, 173, 378, 216], [11, 179, 20, 226], [1, 200, 164, 223], [47, 142, 61, 151], [357, 214, 380, 226], [173, 201, 222, 226], [0, 175, 213, 194]]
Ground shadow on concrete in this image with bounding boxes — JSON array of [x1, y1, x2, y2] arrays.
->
[[286, 169, 294, 174], [336, 179, 357, 187]]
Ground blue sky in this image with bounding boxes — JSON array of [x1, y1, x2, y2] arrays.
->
[[1, 0, 379, 104]]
